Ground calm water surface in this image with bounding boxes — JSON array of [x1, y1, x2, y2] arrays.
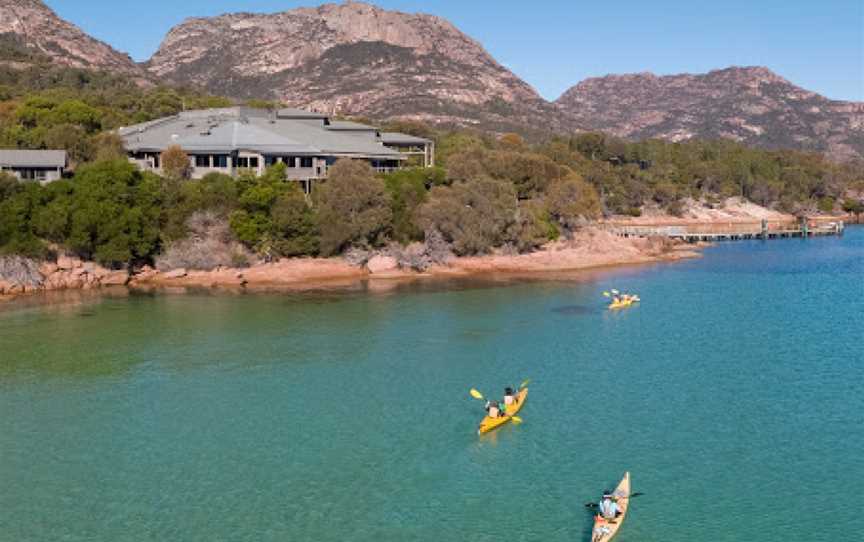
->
[[1, 229, 862, 541]]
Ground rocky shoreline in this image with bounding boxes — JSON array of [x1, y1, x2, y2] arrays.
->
[[0, 229, 703, 302]]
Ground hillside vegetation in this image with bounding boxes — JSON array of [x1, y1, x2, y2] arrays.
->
[[0, 57, 861, 270]]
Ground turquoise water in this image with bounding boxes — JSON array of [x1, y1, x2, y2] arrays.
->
[[1, 229, 862, 541]]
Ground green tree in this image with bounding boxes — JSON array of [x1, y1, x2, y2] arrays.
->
[[383, 168, 431, 243], [271, 186, 319, 257], [418, 177, 517, 255], [66, 160, 162, 267], [315, 160, 392, 256], [842, 198, 864, 221], [545, 175, 602, 230]]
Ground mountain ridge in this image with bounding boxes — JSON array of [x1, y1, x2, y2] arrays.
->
[[556, 65, 863, 161], [1, 1, 861, 159], [0, 0, 147, 78], [144, 1, 560, 133]]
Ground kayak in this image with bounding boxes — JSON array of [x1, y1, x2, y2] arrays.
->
[[591, 472, 631, 542], [477, 387, 528, 435], [608, 296, 639, 310]]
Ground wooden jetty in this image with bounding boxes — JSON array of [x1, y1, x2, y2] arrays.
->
[[603, 217, 845, 243]]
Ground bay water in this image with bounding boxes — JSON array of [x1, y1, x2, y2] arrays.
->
[[1, 228, 862, 541]]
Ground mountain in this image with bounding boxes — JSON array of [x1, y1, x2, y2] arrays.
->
[[0, 0, 144, 76], [556, 67, 864, 161], [146, 1, 560, 133], [2, 2, 861, 160]]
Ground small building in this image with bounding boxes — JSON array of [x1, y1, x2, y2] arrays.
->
[[119, 107, 435, 192], [0, 150, 67, 183]]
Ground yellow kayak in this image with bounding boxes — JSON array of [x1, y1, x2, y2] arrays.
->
[[591, 472, 631, 542], [608, 296, 640, 310], [478, 387, 528, 435]]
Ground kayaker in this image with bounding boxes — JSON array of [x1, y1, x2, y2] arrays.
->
[[485, 400, 503, 418], [598, 492, 619, 521], [503, 387, 516, 407]]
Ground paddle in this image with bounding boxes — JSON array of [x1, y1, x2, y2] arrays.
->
[[603, 291, 611, 297], [584, 493, 644, 508], [470, 389, 484, 400], [511, 416, 522, 424], [519, 379, 530, 389]]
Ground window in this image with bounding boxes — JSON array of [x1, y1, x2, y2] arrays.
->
[[249, 157, 259, 169], [195, 155, 210, 168], [152, 154, 160, 168], [237, 157, 249, 168], [212, 155, 228, 168], [300, 157, 314, 168], [265, 156, 276, 167]]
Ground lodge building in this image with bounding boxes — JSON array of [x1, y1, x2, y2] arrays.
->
[[119, 107, 434, 192]]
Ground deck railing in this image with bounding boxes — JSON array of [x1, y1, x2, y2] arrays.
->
[[600, 218, 844, 241]]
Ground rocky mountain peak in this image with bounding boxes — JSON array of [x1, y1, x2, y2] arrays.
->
[[0, 0, 143, 75], [146, 1, 556, 132], [557, 66, 862, 160]]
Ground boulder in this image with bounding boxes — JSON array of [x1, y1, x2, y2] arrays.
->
[[366, 255, 399, 274], [39, 262, 59, 276], [57, 255, 76, 270], [163, 268, 188, 279], [101, 271, 130, 286], [0, 280, 11, 294]]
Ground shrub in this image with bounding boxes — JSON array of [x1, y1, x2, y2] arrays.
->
[[270, 186, 319, 257], [545, 174, 602, 230], [315, 160, 392, 256], [156, 211, 252, 271], [505, 199, 556, 253], [666, 199, 686, 217], [383, 169, 429, 243], [817, 196, 835, 213], [161, 145, 191, 180], [418, 177, 517, 255]]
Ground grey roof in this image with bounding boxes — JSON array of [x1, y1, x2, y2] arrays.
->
[[120, 108, 403, 160], [277, 107, 329, 120], [327, 120, 377, 132], [0, 149, 67, 168], [380, 132, 432, 145]]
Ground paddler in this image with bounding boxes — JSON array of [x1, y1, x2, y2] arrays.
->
[[598, 491, 620, 522], [503, 387, 516, 408], [484, 400, 503, 418]]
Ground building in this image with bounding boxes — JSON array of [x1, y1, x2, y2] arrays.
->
[[119, 107, 434, 191], [0, 150, 67, 183]]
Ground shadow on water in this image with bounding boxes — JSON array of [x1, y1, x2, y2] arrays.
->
[[550, 304, 598, 316]]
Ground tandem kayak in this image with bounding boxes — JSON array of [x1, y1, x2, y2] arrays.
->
[[478, 387, 528, 435], [608, 296, 640, 310], [591, 472, 631, 542]]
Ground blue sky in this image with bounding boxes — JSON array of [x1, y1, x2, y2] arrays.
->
[[45, 0, 863, 101]]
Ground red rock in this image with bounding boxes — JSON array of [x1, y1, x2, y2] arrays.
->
[[163, 268, 188, 279], [57, 255, 75, 270], [101, 271, 130, 286], [367, 255, 399, 274]]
